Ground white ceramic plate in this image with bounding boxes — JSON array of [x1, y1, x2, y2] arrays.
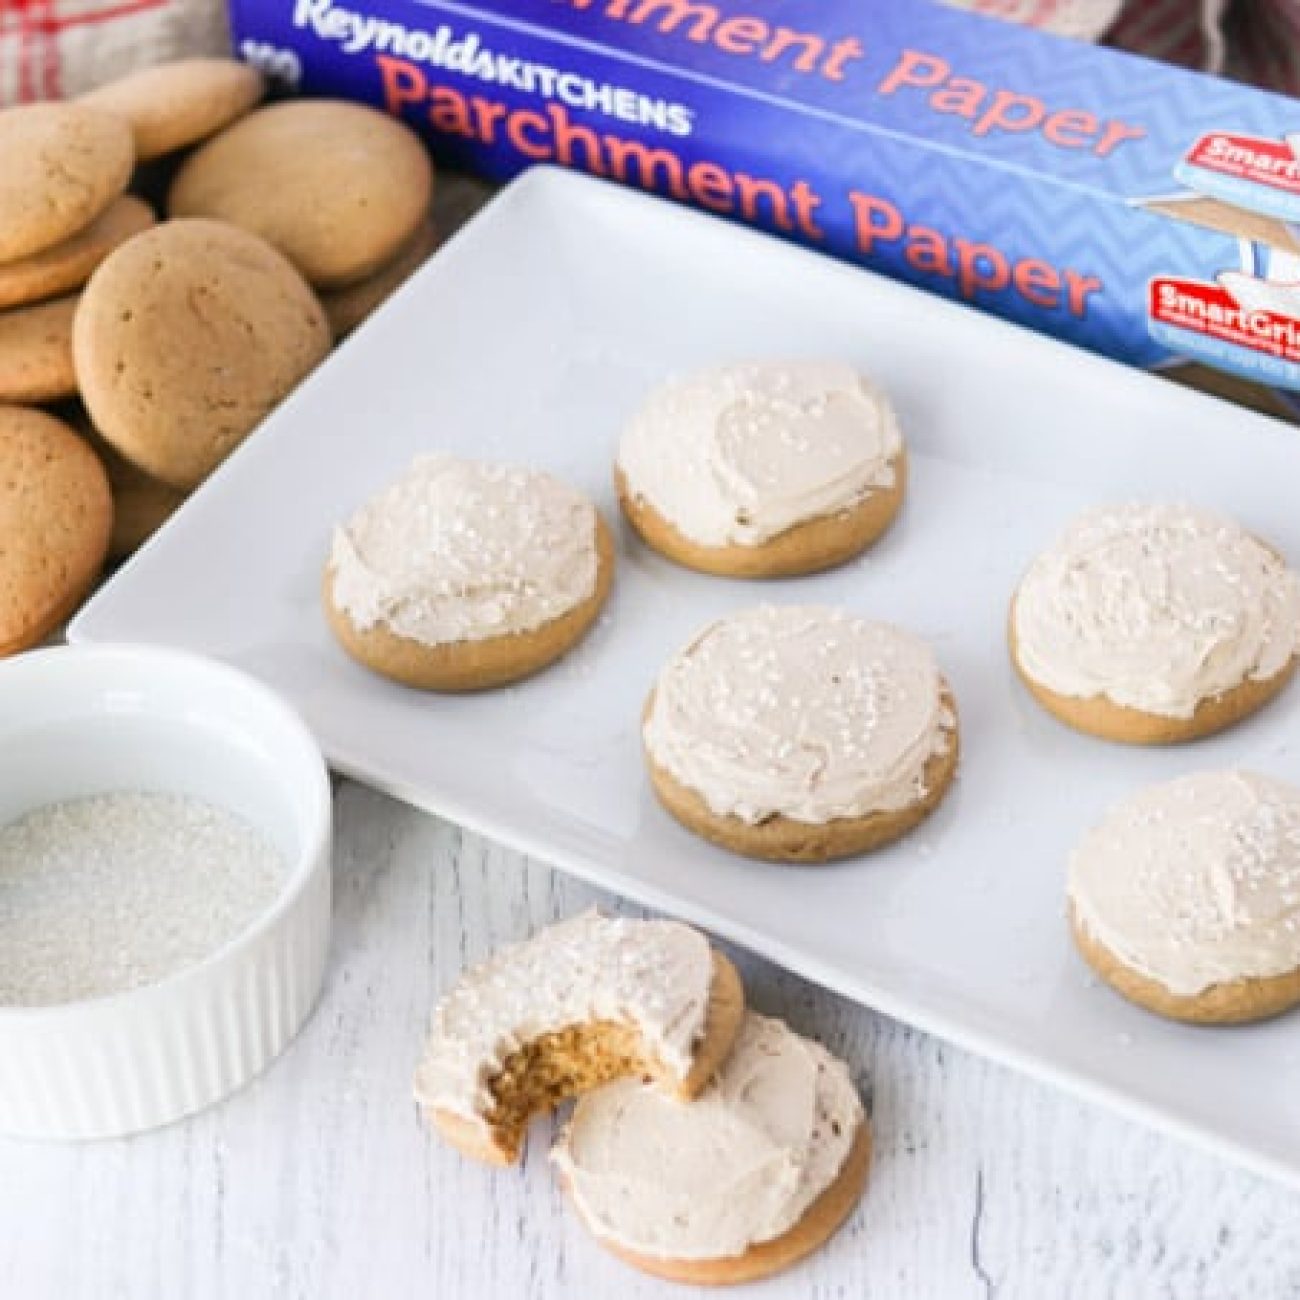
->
[[71, 168, 1300, 1187]]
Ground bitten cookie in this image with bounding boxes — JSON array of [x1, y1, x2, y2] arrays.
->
[[554, 1011, 869, 1286], [1010, 503, 1300, 744], [73, 218, 331, 490], [413, 910, 745, 1165], [322, 220, 438, 340], [0, 296, 79, 402], [0, 406, 112, 655], [324, 454, 614, 690], [168, 100, 434, 288], [1069, 771, 1300, 1025], [0, 196, 153, 312], [615, 361, 905, 578], [0, 103, 134, 263], [643, 605, 958, 863], [78, 58, 264, 161]]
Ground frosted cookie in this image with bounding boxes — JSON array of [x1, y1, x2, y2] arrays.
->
[[78, 58, 264, 162], [616, 361, 905, 578], [644, 605, 958, 863], [0, 406, 112, 656], [413, 911, 745, 1165], [554, 1011, 868, 1285], [0, 103, 134, 263], [0, 196, 153, 312], [0, 296, 79, 403], [324, 454, 614, 691], [1070, 772, 1300, 1024], [74, 218, 331, 490], [322, 220, 438, 340], [169, 100, 434, 288], [1011, 504, 1300, 744]]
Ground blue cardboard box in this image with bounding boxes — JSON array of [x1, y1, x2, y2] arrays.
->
[[231, 0, 1300, 402]]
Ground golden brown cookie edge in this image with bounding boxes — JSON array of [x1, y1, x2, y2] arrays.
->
[[615, 451, 906, 579], [323, 511, 615, 691], [1070, 905, 1300, 1025], [643, 685, 959, 864]]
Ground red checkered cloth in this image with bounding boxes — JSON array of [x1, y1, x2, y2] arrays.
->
[[0, 0, 1298, 105], [948, 0, 1300, 91], [0, 0, 226, 103]]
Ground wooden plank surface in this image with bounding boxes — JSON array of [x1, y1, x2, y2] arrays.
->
[[3, 781, 1299, 1299]]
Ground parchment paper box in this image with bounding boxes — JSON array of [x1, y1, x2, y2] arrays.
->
[[231, 0, 1300, 410]]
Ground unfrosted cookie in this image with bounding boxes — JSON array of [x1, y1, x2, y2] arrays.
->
[[615, 361, 905, 578], [1070, 771, 1300, 1024], [555, 1011, 869, 1285], [63, 409, 186, 562], [73, 218, 331, 490], [1011, 503, 1300, 744], [324, 454, 614, 690], [322, 220, 438, 340], [78, 58, 264, 162], [169, 100, 434, 288], [643, 605, 959, 863], [414, 910, 745, 1165], [0, 103, 134, 262], [99, 446, 185, 561], [0, 196, 154, 312], [0, 296, 79, 403], [0, 406, 112, 655]]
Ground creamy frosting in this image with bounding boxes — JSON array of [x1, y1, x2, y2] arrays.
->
[[1013, 503, 1300, 718], [644, 605, 954, 826], [616, 361, 902, 548], [413, 911, 715, 1132], [553, 1011, 863, 1261], [1070, 772, 1300, 997], [329, 454, 598, 645]]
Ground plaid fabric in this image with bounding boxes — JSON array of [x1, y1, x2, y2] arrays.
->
[[0, 0, 226, 103], [0, 0, 1297, 104], [948, 0, 1300, 90]]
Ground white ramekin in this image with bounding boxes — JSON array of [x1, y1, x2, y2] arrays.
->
[[0, 644, 332, 1140]]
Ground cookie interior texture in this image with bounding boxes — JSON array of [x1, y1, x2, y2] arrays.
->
[[428, 949, 743, 1164], [439, 1020, 667, 1165]]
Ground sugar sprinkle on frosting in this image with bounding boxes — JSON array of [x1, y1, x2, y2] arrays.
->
[[616, 361, 902, 548], [1013, 503, 1300, 718], [329, 453, 599, 646], [1069, 771, 1300, 997], [644, 604, 953, 826]]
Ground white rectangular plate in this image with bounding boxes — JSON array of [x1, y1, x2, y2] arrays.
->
[[72, 168, 1300, 1187]]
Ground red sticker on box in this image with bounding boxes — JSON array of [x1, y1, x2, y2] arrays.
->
[[1183, 132, 1300, 195], [1150, 276, 1300, 362]]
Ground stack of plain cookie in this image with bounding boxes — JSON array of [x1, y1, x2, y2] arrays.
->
[[0, 59, 442, 657]]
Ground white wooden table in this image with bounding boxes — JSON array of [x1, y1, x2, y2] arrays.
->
[[3, 780, 1300, 1299]]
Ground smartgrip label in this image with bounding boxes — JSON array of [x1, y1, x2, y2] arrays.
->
[[1149, 276, 1300, 388]]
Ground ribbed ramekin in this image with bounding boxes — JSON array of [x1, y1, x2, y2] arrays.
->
[[0, 644, 332, 1140]]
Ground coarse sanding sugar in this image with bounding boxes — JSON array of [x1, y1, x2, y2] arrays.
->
[[0, 791, 287, 1007]]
